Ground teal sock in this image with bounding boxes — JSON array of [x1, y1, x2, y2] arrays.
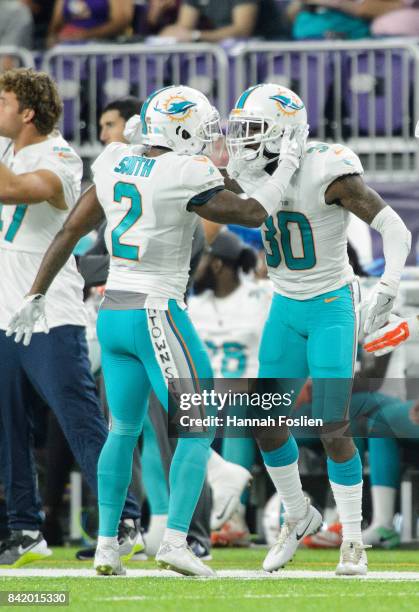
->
[[369, 438, 400, 488], [261, 435, 299, 467], [167, 438, 210, 532], [327, 450, 362, 486], [98, 430, 138, 536], [142, 415, 169, 515]]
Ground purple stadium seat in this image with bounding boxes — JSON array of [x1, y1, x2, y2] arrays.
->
[[342, 50, 413, 137], [254, 52, 333, 137]]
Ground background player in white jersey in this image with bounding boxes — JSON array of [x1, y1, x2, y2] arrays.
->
[[226, 83, 411, 575], [189, 230, 271, 544], [0, 69, 143, 568], [8, 85, 309, 576]]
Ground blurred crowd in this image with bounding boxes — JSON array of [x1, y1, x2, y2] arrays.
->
[[1, 0, 419, 54]]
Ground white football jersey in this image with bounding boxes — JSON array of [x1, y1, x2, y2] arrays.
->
[[0, 134, 86, 331], [188, 279, 273, 378], [240, 142, 364, 300], [92, 143, 224, 306]]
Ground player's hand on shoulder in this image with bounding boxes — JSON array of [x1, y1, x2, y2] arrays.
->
[[6, 294, 49, 347], [361, 280, 397, 335], [279, 124, 309, 170], [364, 313, 419, 356]]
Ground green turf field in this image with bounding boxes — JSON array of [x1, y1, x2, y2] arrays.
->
[[1, 547, 419, 612]]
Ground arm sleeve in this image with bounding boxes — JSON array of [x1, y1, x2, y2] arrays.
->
[[370, 206, 411, 294]]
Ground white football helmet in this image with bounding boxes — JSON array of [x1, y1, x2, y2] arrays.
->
[[139, 85, 222, 155], [226, 83, 308, 171]]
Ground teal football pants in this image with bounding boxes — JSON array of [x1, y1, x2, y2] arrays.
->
[[96, 300, 213, 536], [258, 284, 358, 423]]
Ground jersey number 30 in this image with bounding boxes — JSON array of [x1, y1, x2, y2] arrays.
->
[[112, 182, 142, 260], [264, 211, 316, 270]]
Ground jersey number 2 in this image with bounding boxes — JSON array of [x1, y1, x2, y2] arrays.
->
[[112, 182, 142, 261], [0, 204, 28, 242], [264, 211, 316, 270]]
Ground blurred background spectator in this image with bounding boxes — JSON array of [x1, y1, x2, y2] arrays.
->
[[47, 0, 134, 47], [146, 0, 180, 34], [22, 1, 55, 49], [287, 0, 370, 39], [0, 1, 33, 70], [304, 0, 419, 37], [99, 96, 141, 145], [159, 0, 286, 42]]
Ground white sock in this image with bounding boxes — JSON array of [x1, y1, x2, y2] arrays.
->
[[145, 515, 167, 556], [163, 528, 187, 547], [330, 481, 363, 543], [265, 460, 306, 520], [370, 486, 396, 529], [97, 535, 118, 549], [21, 530, 39, 538], [207, 450, 228, 487]]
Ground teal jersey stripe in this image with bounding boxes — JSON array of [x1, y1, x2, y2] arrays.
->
[[141, 86, 173, 135], [165, 308, 200, 395], [236, 85, 262, 109]]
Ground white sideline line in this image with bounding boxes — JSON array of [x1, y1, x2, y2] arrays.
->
[[0, 569, 419, 580], [97, 593, 419, 602]]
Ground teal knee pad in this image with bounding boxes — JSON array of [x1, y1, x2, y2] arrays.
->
[[110, 416, 142, 438]]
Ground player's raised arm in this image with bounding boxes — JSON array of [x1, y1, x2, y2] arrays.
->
[[325, 172, 411, 333], [30, 185, 104, 295], [6, 186, 104, 345], [190, 126, 307, 227], [0, 162, 67, 209]]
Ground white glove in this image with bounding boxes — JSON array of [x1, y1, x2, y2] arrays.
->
[[361, 280, 396, 334], [279, 124, 309, 170], [226, 157, 269, 197], [226, 156, 267, 181], [364, 314, 419, 357], [6, 294, 49, 346]]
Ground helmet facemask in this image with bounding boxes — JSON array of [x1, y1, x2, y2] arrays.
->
[[165, 107, 223, 156], [226, 116, 284, 172]]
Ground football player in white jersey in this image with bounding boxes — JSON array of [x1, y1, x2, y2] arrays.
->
[[226, 83, 411, 575], [189, 231, 272, 545], [8, 84, 309, 576], [0, 68, 143, 568]]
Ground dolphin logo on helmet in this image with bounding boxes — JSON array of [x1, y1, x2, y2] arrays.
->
[[269, 94, 305, 115], [154, 99, 197, 119], [137, 85, 222, 155]]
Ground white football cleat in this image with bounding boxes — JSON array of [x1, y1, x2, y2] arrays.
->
[[335, 541, 371, 576], [210, 463, 252, 530], [118, 519, 145, 562], [263, 498, 322, 572], [156, 541, 216, 577], [94, 546, 126, 576]]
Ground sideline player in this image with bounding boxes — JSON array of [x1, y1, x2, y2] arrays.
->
[[7, 85, 308, 576], [226, 83, 411, 575], [0, 68, 143, 568]]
